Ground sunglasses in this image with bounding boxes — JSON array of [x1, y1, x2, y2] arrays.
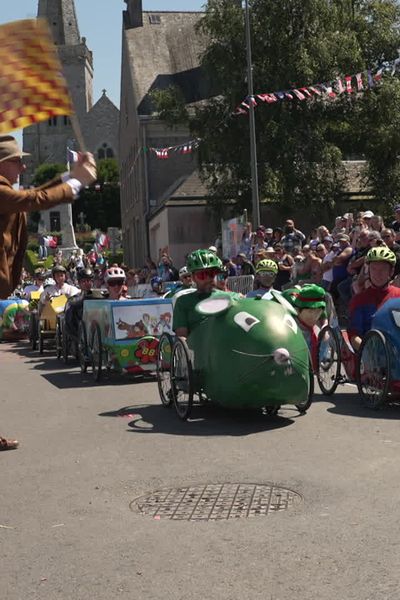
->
[[108, 280, 124, 287], [182, 275, 192, 279], [195, 269, 220, 280]]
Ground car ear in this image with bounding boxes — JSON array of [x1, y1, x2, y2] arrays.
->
[[270, 290, 298, 316], [196, 296, 232, 316]]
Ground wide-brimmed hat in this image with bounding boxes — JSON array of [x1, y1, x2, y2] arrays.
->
[[0, 135, 30, 163]]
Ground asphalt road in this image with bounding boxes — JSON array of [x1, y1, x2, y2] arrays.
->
[[2, 340, 400, 600]]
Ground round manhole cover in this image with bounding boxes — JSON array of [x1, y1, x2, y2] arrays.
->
[[130, 483, 302, 521]]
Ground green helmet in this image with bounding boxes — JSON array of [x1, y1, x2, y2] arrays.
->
[[186, 249, 223, 273], [366, 246, 396, 266], [290, 284, 326, 310], [256, 259, 278, 275]]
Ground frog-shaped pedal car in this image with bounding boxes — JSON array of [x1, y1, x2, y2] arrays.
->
[[156, 291, 314, 420]]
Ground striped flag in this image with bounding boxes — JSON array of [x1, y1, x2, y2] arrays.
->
[[0, 18, 73, 134]]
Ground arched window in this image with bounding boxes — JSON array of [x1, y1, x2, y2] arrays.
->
[[97, 142, 114, 160]]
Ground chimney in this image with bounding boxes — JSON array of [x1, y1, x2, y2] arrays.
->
[[124, 0, 143, 29]]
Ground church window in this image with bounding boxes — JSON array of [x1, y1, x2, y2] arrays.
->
[[52, 116, 58, 126], [149, 14, 161, 24], [48, 119, 52, 126], [97, 143, 114, 160], [63, 116, 69, 126]]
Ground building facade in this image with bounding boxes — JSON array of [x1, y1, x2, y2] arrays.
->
[[22, 0, 120, 239], [119, 0, 218, 268]]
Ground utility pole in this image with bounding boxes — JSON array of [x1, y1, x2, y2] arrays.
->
[[244, 0, 261, 228]]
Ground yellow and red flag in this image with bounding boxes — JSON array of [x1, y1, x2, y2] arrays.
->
[[0, 18, 73, 133]]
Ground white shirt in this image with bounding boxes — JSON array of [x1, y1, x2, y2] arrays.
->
[[322, 251, 336, 283], [40, 283, 80, 303], [23, 284, 43, 300]]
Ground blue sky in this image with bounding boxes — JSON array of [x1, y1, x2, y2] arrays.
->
[[0, 0, 205, 144]]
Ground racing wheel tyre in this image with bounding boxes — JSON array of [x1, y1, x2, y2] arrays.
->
[[30, 314, 38, 351], [296, 357, 314, 414], [171, 337, 194, 421], [357, 329, 390, 410], [91, 324, 103, 382], [38, 320, 45, 355], [317, 325, 341, 395], [78, 322, 89, 374], [56, 320, 63, 360], [157, 332, 174, 407]]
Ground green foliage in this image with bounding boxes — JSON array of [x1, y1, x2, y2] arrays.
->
[[97, 158, 119, 184], [32, 163, 66, 186], [72, 158, 121, 230], [24, 250, 53, 274], [149, 86, 190, 126], [153, 0, 400, 216]]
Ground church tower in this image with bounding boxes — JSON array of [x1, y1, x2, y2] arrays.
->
[[23, 0, 93, 184]]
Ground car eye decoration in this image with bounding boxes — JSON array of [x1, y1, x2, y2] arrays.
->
[[234, 311, 260, 332], [284, 314, 298, 334], [392, 310, 400, 328]]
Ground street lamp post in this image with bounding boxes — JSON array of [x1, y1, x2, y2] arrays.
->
[[244, 0, 261, 229]]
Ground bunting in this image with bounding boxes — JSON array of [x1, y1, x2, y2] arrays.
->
[[148, 139, 200, 160], [233, 59, 400, 116]]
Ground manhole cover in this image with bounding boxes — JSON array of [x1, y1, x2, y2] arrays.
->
[[130, 483, 302, 521]]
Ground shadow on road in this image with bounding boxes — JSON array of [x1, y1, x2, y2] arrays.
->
[[99, 403, 296, 437], [315, 388, 400, 420], [41, 371, 156, 389]]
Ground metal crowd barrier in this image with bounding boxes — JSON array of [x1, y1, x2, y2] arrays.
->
[[226, 275, 254, 295]]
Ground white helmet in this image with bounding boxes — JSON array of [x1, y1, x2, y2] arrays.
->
[[179, 266, 190, 277], [44, 278, 56, 288], [104, 267, 126, 283]]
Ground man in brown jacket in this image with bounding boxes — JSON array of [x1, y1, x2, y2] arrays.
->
[[0, 135, 96, 450], [0, 135, 96, 299]]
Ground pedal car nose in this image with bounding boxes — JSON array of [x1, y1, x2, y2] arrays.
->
[[273, 348, 290, 364]]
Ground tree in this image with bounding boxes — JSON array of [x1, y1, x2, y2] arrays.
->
[[153, 0, 400, 217], [72, 158, 121, 231], [31, 159, 121, 231]]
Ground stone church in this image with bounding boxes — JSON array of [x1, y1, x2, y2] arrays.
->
[[22, 0, 120, 240], [119, 0, 217, 269]]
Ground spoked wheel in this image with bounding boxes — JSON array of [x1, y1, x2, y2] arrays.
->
[[38, 320, 45, 355], [156, 332, 173, 407], [171, 337, 194, 420], [56, 321, 63, 360], [296, 357, 314, 414], [62, 329, 70, 364], [30, 314, 38, 351], [91, 324, 103, 382], [357, 330, 390, 409], [317, 325, 342, 395], [78, 322, 89, 374]]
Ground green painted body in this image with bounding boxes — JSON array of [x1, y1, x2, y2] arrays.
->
[[188, 296, 310, 409]]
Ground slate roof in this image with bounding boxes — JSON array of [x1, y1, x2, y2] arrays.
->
[[124, 11, 211, 115]]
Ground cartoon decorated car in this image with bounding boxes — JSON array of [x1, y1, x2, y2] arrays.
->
[[156, 291, 313, 420], [0, 298, 30, 341], [80, 297, 174, 381]]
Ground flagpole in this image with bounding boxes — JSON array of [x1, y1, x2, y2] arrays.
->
[[244, 0, 260, 229]]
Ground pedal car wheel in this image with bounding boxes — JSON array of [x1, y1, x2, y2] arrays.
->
[[357, 329, 390, 409], [78, 322, 89, 374], [56, 320, 62, 360], [30, 314, 38, 351], [171, 337, 194, 420], [296, 357, 314, 414], [38, 320, 45, 355], [317, 325, 341, 395], [91, 324, 103, 382], [156, 332, 173, 407], [62, 329, 70, 364]]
